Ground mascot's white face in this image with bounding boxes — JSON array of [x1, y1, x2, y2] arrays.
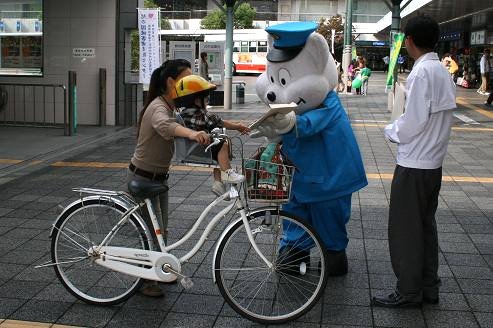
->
[[256, 32, 338, 114]]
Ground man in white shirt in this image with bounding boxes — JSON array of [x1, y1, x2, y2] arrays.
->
[[478, 48, 491, 95], [372, 15, 456, 308]]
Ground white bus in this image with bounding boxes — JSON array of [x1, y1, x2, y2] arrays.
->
[[204, 29, 268, 74], [160, 28, 268, 75]]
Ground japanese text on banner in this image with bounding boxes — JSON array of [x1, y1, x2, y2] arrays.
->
[[138, 8, 160, 85]]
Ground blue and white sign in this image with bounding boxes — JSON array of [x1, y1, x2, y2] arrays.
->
[[372, 41, 386, 46], [138, 9, 160, 85]]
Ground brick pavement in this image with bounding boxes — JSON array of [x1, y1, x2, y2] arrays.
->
[[0, 72, 492, 327]]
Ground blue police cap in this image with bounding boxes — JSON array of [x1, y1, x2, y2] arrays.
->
[[266, 21, 318, 62]]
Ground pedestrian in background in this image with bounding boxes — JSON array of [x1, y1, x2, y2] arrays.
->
[[485, 92, 493, 107], [383, 55, 390, 73], [128, 59, 210, 297], [346, 60, 356, 93], [477, 48, 491, 95], [372, 15, 456, 308], [199, 51, 209, 81], [398, 54, 405, 73]]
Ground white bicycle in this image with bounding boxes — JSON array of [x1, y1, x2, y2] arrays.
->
[[42, 130, 329, 324]]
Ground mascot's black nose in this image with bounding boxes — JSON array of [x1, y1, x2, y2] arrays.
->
[[267, 92, 276, 102]]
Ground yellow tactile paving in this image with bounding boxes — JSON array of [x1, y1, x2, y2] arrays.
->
[[367, 173, 493, 184], [48, 162, 493, 184], [0, 320, 83, 328], [0, 159, 23, 164], [352, 122, 493, 132], [457, 97, 493, 120]]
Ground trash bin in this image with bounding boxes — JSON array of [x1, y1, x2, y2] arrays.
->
[[236, 83, 245, 104]]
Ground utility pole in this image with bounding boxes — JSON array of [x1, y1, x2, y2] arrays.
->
[[212, 0, 244, 110], [342, 0, 353, 93]]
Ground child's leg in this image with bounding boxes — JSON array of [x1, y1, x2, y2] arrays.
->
[[213, 168, 221, 182], [217, 142, 232, 171]]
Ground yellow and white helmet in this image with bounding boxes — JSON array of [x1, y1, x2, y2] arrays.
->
[[173, 75, 216, 100]]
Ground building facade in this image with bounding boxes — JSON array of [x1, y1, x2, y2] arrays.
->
[[0, 0, 141, 128]]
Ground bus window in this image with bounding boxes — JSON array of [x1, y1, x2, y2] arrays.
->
[[249, 41, 257, 53], [233, 41, 240, 52], [258, 41, 267, 53], [240, 41, 248, 52]]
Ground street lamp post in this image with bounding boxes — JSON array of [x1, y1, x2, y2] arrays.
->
[[342, 0, 353, 93], [212, 0, 243, 110]]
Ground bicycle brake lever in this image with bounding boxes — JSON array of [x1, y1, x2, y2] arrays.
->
[[205, 138, 220, 152]]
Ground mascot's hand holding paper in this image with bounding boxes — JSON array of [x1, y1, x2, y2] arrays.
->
[[252, 22, 368, 276]]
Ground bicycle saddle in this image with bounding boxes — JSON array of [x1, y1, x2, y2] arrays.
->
[[127, 180, 169, 199]]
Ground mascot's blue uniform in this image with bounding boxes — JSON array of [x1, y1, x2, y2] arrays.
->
[[281, 91, 368, 252], [255, 21, 368, 275]]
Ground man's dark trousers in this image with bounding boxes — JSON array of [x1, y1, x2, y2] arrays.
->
[[388, 165, 442, 299]]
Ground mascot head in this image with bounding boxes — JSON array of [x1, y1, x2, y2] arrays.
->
[[256, 22, 337, 114]]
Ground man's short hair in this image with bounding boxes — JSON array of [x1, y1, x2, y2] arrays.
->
[[403, 15, 439, 51]]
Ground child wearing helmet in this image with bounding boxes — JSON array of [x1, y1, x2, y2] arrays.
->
[[174, 75, 251, 196]]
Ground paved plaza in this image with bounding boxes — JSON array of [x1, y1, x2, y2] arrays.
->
[[0, 73, 492, 327]]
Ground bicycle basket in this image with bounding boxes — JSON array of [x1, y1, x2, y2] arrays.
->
[[243, 158, 294, 203]]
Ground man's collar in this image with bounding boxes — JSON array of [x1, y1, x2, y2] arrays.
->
[[414, 52, 439, 66]]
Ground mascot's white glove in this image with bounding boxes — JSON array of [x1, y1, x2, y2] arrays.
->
[[250, 111, 296, 142], [250, 125, 282, 143], [267, 111, 296, 134]]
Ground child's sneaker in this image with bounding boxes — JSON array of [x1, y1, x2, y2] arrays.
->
[[221, 169, 245, 183], [211, 180, 226, 197]]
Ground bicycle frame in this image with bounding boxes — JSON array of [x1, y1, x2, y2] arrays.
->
[[87, 184, 274, 283]]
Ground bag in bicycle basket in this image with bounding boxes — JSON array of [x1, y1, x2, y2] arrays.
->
[[243, 143, 294, 203]]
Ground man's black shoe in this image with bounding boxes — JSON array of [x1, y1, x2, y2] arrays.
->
[[276, 246, 310, 276], [423, 296, 439, 304], [371, 291, 421, 308], [325, 250, 348, 276]]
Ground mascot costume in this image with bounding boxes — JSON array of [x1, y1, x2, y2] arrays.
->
[[252, 22, 368, 276]]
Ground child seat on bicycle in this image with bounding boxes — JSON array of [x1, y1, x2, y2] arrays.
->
[[173, 75, 250, 196]]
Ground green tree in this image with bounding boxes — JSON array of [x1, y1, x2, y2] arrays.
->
[[200, 2, 256, 29], [200, 9, 225, 29], [317, 14, 345, 52], [144, 0, 171, 29]]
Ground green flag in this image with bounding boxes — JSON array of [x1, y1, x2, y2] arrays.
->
[[386, 32, 405, 88], [351, 46, 357, 61]]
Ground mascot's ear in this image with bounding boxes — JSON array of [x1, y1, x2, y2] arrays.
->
[[267, 33, 274, 50], [305, 32, 332, 65]]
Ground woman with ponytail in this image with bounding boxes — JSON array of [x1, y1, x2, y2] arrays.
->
[[127, 59, 209, 297]]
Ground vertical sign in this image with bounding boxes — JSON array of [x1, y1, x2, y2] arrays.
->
[[138, 9, 160, 85], [199, 42, 225, 85], [386, 32, 405, 88]]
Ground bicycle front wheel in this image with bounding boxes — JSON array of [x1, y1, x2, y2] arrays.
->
[[51, 198, 150, 305], [214, 209, 328, 324]]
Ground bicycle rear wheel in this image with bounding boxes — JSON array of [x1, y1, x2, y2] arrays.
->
[[214, 209, 328, 324], [51, 197, 150, 305]]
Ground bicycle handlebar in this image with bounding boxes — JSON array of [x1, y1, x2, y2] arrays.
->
[[204, 128, 228, 153]]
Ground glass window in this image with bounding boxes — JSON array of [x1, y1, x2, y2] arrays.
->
[[233, 41, 240, 52], [258, 41, 267, 53], [0, 0, 43, 76], [240, 41, 248, 52], [248, 41, 257, 52]]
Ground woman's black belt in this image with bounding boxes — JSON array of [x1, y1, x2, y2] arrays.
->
[[129, 163, 169, 181]]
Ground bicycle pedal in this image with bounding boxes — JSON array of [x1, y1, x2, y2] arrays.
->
[[180, 277, 194, 290]]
